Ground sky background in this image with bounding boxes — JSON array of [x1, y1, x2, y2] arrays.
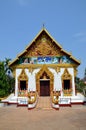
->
[[0, 0, 86, 79]]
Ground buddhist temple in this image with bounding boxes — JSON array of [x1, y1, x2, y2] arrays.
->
[[3, 27, 85, 110]]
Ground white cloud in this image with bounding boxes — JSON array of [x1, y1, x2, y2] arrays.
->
[[16, 0, 30, 6], [73, 31, 86, 43], [74, 32, 86, 37]]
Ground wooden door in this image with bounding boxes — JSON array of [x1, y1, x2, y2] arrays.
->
[[40, 81, 50, 96]]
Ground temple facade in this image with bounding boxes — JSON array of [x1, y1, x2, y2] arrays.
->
[[7, 28, 83, 109]]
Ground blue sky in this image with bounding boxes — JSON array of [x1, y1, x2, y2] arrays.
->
[[0, 0, 86, 78]]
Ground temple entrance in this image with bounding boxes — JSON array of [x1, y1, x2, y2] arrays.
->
[[36, 65, 54, 96], [40, 80, 50, 96]]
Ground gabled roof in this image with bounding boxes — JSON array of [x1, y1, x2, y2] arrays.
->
[[9, 27, 80, 66]]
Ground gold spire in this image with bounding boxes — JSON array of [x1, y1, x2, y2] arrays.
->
[[42, 23, 45, 29]]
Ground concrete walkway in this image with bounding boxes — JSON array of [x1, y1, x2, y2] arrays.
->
[[0, 105, 86, 130]]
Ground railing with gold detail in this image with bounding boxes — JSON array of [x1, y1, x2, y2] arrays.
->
[[51, 91, 60, 104], [51, 91, 60, 110], [62, 88, 72, 96], [18, 90, 28, 97], [28, 91, 37, 104], [28, 91, 38, 109]]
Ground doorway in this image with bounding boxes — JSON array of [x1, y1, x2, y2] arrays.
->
[[40, 80, 50, 96], [20, 80, 27, 90]]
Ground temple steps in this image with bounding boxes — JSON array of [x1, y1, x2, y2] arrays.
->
[[36, 96, 52, 110]]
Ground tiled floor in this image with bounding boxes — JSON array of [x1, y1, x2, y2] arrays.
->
[[36, 96, 52, 109]]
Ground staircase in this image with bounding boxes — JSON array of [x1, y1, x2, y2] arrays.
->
[[36, 96, 52, 110]]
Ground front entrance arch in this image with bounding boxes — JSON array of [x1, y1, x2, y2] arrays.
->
[[36, 65, 54, 96]]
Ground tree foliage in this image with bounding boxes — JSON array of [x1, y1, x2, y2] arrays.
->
[[75, 76, 86, 97], [0, 59, 15, 98]]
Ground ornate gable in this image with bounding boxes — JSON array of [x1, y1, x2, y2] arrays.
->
[[9, 28, 80, 68], [24, 33, 64, 57]]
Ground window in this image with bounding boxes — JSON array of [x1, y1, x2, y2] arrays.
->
[[64, 80, 70, 90], [20, 81, 27, 90]]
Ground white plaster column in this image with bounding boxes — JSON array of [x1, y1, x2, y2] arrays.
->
[[15, 69, 22, 97], [68, 68, 75, 96], [28, 68, 40, 91], [49, 68, 62, 91], [59, 68, 65, 97], [72, 75, 75, 96]]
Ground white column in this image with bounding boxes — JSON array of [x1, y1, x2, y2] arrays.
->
[[68, 68, 75, 96], [15, 69, 22, 97], [72, 75, 75, 96]]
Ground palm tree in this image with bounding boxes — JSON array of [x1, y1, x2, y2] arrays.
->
[[4, 58, 11, 71]]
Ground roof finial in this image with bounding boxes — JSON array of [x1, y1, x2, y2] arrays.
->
[[42, 23, 45, 29]]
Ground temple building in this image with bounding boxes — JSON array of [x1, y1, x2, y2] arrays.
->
[[3, 28, 84, 109]]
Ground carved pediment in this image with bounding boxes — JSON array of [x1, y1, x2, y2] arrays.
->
[[25, 36, 64, 57], [61, 68, 72, 80], [18, 69, 28, 81], [37, 40, 51, 55], [36, 65, 54, 80]]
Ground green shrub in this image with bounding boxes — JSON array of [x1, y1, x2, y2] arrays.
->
[[0, 89, 6, 98]]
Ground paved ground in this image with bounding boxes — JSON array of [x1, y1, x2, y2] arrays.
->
[[0, 105, 86, 130]]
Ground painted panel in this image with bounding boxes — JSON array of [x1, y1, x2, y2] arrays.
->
[[18, 56, 74, 65]]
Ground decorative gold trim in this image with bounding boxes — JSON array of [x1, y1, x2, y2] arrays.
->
[[56, 67, 60, 73], [18, 69, 28, 81], [64, 93, 72, 96], [74, 68, 77, 77], [51, 91, 60, 104], [28, 91, 37, 104], [61, 68, 72, 96], [36, 65, 54, 96], [12, 63, 77, 77], [14, 63, 78, 69], [63, 89, 72, 96], [61, 68, 72, 80], [18, 69, 28, 96]]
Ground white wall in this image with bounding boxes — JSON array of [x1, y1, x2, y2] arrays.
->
[[49, 68, 62, 91], [15, 67, 75, 97], [15, 68, 41, 97], [49, 67, 75, 96], [28, 68, 40, 91]]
